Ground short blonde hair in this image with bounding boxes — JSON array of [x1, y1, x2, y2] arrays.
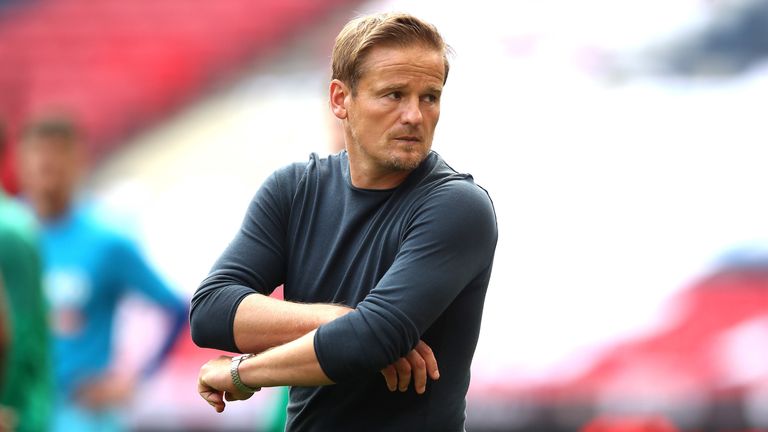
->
[[331, 12, 450, 93]]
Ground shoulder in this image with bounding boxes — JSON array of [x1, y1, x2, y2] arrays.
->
[[417, 153, 496, 220], [402, 157, 498, 259], [280, 152, 341, 177], [426, 179, 497, 234], [268, 152, 343, 194], [405, 154, 498, 244]]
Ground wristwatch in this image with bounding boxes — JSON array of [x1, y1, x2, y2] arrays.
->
[[230, 354, 260, 393]]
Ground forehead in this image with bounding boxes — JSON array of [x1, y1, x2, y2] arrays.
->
[[358, 44, 445, 88]]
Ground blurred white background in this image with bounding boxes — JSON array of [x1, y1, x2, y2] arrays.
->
[[4, 0, 766, 429]]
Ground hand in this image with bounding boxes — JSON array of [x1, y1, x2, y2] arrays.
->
[[380, 340, 439, 394], [198, 355, 258, 413], [76, 373, 136, 410]]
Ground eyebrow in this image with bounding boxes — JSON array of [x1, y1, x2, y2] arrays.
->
[[426, 86, 443, 96], [376, 83, 443, 95], [377, 83, 406, 94]]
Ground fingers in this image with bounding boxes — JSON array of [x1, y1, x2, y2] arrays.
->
[[379, 340, 440, 394], [199, 386, 226, 413], [224, 390, 257, 402], [198, 372, 225, 413], [393, 357, 412, 392], [381, 341, 440, 394], [198, 355, 259, 412], [406, 349, 427, 394], [414, 340, 440, 380], [380, 365, 398, 392]]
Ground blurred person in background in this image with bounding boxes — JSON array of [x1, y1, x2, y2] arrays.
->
[[0, 277, 6, 431], [193, 12, 497, 431], [17, 114, 188, 432], [0, 122, 52, 432]]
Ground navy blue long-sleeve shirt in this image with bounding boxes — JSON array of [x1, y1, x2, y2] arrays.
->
[[191, 151, 497, 431]]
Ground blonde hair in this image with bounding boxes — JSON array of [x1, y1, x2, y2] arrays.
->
[[331, 12, 450, 93]]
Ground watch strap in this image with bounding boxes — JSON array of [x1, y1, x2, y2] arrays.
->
[[230, 354, 260, 393]]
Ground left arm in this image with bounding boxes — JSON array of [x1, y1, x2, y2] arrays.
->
[[314, 181, 498, 382]]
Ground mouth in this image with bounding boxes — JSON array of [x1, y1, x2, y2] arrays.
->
[[393, 136, 421, 143]]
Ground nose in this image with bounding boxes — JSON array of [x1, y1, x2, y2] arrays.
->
[[399, 96, 423, 126]]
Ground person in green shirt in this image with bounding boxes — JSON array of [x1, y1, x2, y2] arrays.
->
[[0, 123, 52, 432], [0, 276, 11, 432]]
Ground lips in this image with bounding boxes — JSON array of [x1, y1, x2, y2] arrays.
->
[[394, 136, 421, 142]]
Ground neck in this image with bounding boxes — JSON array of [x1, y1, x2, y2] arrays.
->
[[348, 159, 412, 190], [32, 196, 70, 221]]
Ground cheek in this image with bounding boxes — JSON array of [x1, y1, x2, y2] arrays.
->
[[357, 113, 390, 137], [429, 107, 440, 124]]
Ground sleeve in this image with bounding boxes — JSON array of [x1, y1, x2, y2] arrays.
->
[[112, 235, 187, 377], [314, 180, 498, 382], [189, 167, 294, 352]]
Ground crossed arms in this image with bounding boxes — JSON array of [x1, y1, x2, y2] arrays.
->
[[195, 292, 439, 412]]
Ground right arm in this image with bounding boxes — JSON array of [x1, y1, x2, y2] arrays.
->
[[189, 166, 359, 354], [190, 169, 294, 353], [188, 167, 383, 354], [190, 167, 353, 354]]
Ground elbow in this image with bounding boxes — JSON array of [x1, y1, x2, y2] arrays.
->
[[359, 297, 420, 363], [189, 284, 251, 353], [189, 306, 214, 349], [316, 298, 420, 382], [189, 311, 203, 348], [189, 302, 237, 352]]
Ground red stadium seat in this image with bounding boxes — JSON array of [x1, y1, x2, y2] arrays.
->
[[0, 0, 361, 193]]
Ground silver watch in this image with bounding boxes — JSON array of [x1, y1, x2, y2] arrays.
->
[[230, 354, 260, 393]]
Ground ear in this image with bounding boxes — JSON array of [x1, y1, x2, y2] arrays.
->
[[329, 79, 350, 120]]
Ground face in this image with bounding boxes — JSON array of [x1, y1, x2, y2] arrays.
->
[[18, 135, 82, 218], [331, 44, 445, 186]]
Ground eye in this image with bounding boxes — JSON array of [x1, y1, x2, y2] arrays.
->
[[385, 92, 402, 100], [421, 94, 439, 103]]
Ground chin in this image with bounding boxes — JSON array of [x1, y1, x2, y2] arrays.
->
[[387, 151, 428, 171]]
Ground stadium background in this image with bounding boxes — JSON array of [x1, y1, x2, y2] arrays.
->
[[2, 0, 768, 430]]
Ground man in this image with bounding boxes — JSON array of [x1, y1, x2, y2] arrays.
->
[[17, 115, 188, 432], [0, 123, 52, 432], [193, 12, 498, 431]]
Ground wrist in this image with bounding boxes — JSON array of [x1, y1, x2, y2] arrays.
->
[[230, 354, 260, 393]]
